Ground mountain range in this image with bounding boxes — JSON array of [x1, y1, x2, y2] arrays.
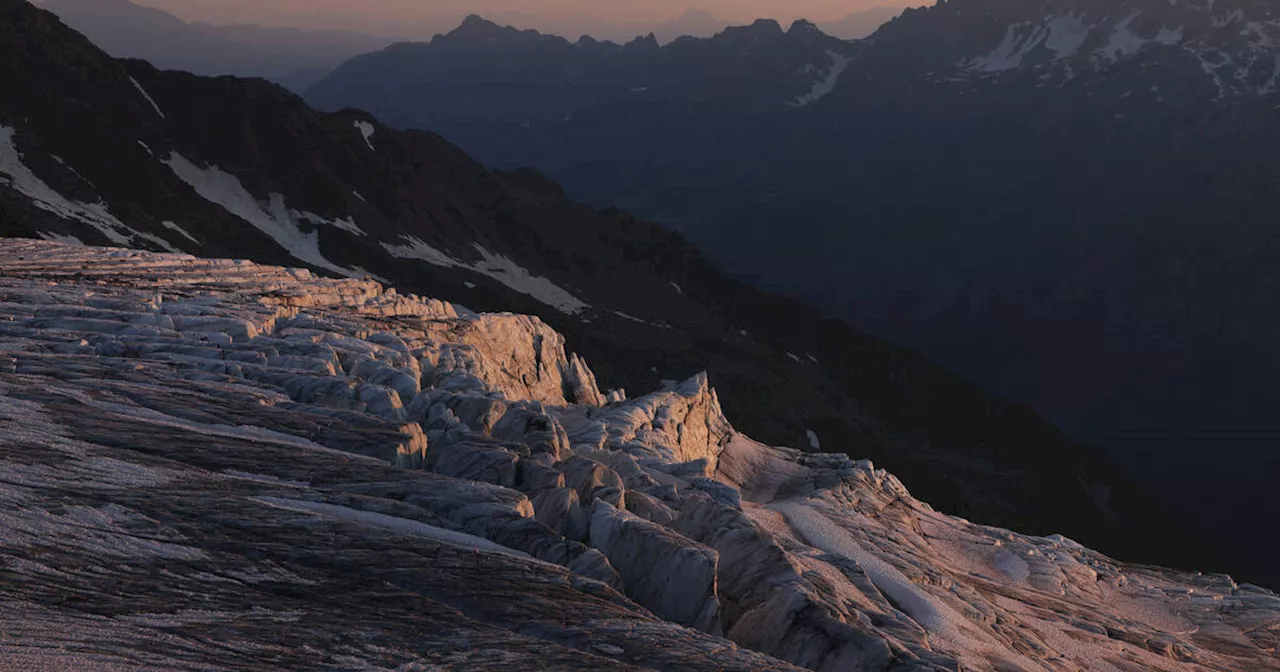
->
[[38, 0, 391, 91], [0, 0, 1218, 585], [304, 2, 1280, 588], [2, 1, 1279, 667]]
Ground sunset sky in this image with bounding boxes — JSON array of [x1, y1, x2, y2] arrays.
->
[[138, 0, 917, 36]]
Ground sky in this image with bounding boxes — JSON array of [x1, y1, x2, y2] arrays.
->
[[138, 0, 915, 37]]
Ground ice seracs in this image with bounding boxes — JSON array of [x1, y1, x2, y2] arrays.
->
[[0, 241, 1275, 672]]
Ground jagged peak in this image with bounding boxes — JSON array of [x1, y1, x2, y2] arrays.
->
[[458, 14, 501, 32], [623, 32, 660, 50], [744, 17, 785, 35], [440, 14, 564, 46], [787, 18, 823, 35]]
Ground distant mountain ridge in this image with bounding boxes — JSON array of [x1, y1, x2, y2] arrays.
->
[[819, 6, 905, 39], [39, 0, 389, 91], [304, 2, 1280, 589]]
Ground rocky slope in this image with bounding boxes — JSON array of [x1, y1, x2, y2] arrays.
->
[[304, 3, 1280, 588], [0, 0, 1206, 582], [1, 240, 1276, 671]]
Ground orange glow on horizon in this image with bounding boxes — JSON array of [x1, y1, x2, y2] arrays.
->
[[131, 0, 919, 35]]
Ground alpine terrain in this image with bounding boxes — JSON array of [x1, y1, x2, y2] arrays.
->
[[38, 0, 389, 91], [1, 1, 1278, 669], [305, 2, 1280, 589]]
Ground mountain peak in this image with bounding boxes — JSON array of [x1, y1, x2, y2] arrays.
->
[[624, 32, 660, 51], [747, 18, 784, 35], [453, 14, 504, 36], [787, 19, 825, 36], [714, 18, 785, 45]]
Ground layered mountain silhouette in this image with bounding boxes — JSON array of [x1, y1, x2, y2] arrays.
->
[[0, 0, 1218, 586], [39, 0, 389, 91], [305, 4, 1280, 588], [819, 6, 905, 39]]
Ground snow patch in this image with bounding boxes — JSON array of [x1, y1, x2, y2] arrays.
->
[[970, 23, 1047, 72], [36, 232, 84, 245], [1045, 14, 1091, 58], [789, 51, 850, 107], [670, 281, 683, 295], [806, 429, 821, 451], [131, 230, 183, 254], [381, 236, 590, 314], [354, 121, 375, 151], [161, 220, 200, 245], [1213, 9, 1245, 29], [613, 311, 648, 325], [1155, 26, 1185, 46], [292, 210, 366, 237], [0, 126, 147, 247], [381, 236, 462, 267], [164, 151, 362, 277], [469, 245, 590, 315], [128, 77, 165, 119], [1095, 13, 1148, 62]]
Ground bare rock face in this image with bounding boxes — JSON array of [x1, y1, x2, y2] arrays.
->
[[0, 241, 1277, 672]]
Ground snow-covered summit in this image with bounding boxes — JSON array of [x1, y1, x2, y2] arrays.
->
[[923, 0, 1280, 95]]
